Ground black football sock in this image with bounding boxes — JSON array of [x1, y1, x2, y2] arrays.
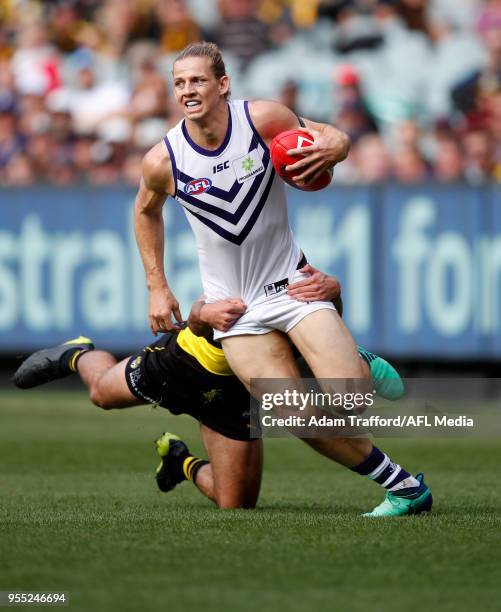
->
[[60, 348, 92, 375], [182, 456, 209, 482]]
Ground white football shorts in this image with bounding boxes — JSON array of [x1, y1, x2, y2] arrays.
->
[[212, 270, 335, 341]]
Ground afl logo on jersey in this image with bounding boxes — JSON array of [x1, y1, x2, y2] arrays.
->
[[184, 178, 212, 195]]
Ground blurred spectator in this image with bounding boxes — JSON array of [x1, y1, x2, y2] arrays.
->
[[463, 129, 495, 184], [129, 51, 168, 121], [392, 119, 422, 151], [0, 24, 14, 62], [486, 90, 501, 182], [251, 0, 295, 49], [10, 21, 61, 96], [485, 91, 501, 154], [25, 132, 54, 178], [433, 136, 464, 183], [122, 150, 144, 186], [392, 145, 429, 183], [17, 93, 51, 140], [326, 2, 384, 55], [353, 134, 392, 183], [396, 0, 429, 36], [3, 153, 36, 186], [54, 63, 130, 135], [215, 0, 271, 70], [155, 0, 201, 53], [93, 0, 155, 59], [451, 2, 501, 128], [0, 61, 16, 111], [428, 0, 481, 37], [73, 136, 95, 181], [86, 140, 121, 185], [332, 65, 378, 143], [48, 2, 83, 53], [0, 0, 498, 185], [278, 79, 299, 115], [0, 111, 23, 167], [47, 161, 77, 185]]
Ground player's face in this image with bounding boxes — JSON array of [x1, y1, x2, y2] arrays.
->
[[173, 57, 229, 120]]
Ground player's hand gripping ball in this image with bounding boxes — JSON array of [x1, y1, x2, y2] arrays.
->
[[270, 129, 333, 191]]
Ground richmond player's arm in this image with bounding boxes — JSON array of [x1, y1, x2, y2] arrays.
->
[[188, 296, 247, 336], [248, 100, 350, 187], [134, 141, 183, 335]]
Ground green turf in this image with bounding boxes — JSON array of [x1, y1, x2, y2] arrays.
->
[[1, 388, 500, 612]]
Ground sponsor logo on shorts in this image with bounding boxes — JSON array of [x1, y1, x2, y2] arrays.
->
[[264, 277, 289, 297], [184, 178, 212, 195], [130, 356, 142, 369], [128, 368, 142, 388], [128, 369, 158, 405]]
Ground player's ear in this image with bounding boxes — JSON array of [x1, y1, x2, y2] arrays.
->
[[219, 75, 230, 98]]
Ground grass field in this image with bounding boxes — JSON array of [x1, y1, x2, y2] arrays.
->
[[1, 388, 501, 612]]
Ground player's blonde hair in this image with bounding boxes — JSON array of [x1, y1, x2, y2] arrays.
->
[[174, 42, 230, 98]]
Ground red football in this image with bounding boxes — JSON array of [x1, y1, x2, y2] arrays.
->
[[270, 129, 333, 192]]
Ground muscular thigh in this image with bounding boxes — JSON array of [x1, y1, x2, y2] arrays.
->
[[97, 357, 142, 407], [288, 309, 365, 379], [221, 331, 300, 391], [200, 424, 263, 509]]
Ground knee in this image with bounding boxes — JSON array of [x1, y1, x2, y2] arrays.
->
[[89, 386, 114, 410], [216, 501, 256, 510], [215, 493, 257, 510]]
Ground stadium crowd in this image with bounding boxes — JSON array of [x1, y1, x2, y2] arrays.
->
[[0, 0, 499, 186]]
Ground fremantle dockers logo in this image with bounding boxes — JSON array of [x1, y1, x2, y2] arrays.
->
[[184, 178, 212, 195]]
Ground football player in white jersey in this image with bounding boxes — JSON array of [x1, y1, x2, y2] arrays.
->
[[131, 44, 431, 518], [134, 42, 363, 393]]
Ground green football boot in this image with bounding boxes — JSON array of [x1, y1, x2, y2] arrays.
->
[[362, 473, 433, 517], [13, 336, 94, 389], [357, 346, 405, 401], [154, 432, 190, 493]]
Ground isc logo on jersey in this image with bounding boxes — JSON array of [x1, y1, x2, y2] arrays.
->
[[184, 178, 212, 195]]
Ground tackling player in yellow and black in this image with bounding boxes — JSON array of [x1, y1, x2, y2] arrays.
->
[[12, 324, 433, 517]]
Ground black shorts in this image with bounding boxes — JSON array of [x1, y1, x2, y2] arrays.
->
[[125, 333, 252, 441]]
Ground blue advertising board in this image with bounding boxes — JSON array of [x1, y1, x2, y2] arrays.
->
[[0, 184, 499, 358]]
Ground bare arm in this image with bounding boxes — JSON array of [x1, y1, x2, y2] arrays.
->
[[287, 264, 341, 302], [188, 296, 212, 338], [287, 264, 344, 316], [248, 100, 350, 187], [134, 142, 182, 334], [188, 297, 247, 335]]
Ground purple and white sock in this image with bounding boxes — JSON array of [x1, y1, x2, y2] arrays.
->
[[351, 446, 420, 493]]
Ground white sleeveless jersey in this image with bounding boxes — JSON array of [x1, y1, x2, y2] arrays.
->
[[164, 99, 301, 307]]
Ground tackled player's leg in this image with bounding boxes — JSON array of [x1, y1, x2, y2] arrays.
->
[[287, 308, 365, 379], [221, 329, 301, 392]]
